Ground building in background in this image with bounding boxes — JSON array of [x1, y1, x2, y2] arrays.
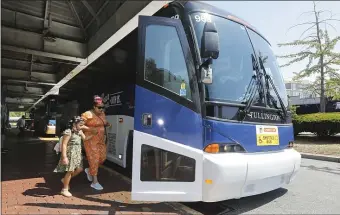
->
[[285, 80, 339, 113], [285, 80, 318, 99], [284, 80, 320, 113]]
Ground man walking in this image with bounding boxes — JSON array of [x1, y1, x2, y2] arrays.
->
[[17, 115, 25, 137]]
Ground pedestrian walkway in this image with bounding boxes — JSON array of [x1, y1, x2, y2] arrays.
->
[[1, 129, 191, 214]]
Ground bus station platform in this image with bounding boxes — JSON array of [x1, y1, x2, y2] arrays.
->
[[1, 129, 197, 215]]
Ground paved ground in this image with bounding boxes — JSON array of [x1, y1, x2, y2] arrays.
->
[[294, 134, 340, 157], [185, 159, 340, 214], [1, 131, 191, 215], [2, 130, 340, 214]]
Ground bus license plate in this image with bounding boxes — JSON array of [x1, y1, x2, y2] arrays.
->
[[256, 125, 280, 146]]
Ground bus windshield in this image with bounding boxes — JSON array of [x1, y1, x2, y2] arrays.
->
[[190, 12, 288, 108]]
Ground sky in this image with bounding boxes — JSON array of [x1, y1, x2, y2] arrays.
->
[[204, 1, 340, 82]]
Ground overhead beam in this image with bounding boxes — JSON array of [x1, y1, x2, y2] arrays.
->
[[1, 68, 57, 83], [4, 85, 46, 95], [1, 26, 87, 59], [6, 104, 43, 112], [2, 7, 84, 42], [6, 97, 36, 104], [1, 45, 85, 63], [2, 82, 49, 89], [6, 91, 44, 98], [29, 55, 34, 79], [1, 57, 55, 73], [2, 79, 57, 86], [44, 0, 52, 30], [67, 0, 87, 39], [7, 103, 41, 107], [5, 88, 70, 98], [88, 0, 151, 54], [85, 0, 110, 30], [28, 1, 171, 111], [81, 0, 100, 26], [6, 102, 36, 106]]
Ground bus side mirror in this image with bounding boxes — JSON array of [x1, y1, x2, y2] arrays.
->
[[201, 22, 219, 59]]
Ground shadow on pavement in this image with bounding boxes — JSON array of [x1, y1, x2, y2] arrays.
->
[[1, 129, 178, 214], [183, 188, 288, 215], [222, 188, 288, 214], [301, 164, 340, 176]]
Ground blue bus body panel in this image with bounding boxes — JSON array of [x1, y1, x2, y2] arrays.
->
[[134, 86, 293, 153], [134, 85, 204, 150], [204, 119, 294, 152]]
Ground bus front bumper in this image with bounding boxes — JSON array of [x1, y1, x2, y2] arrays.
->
[[202, 149, 301, 202]]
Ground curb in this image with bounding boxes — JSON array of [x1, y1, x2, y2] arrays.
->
[[301, 153, 340, 163], [99, 165, 203, 215]]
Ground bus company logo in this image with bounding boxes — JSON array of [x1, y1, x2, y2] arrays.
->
[[247, 111, 280, 121], [101, 92, 122, 108]]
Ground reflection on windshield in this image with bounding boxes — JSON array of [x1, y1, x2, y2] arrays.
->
[[190, 13, 287, 107], [247, 30, 288, 108], [191, 13, 259, 103]]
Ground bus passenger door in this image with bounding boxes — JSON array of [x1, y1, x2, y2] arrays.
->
[[132, 15, 204, 202]]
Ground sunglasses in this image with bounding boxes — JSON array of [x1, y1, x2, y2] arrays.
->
[[96, 106, 105, 110]]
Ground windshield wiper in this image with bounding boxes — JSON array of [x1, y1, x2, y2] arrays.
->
[[258, 56, 287, 120], [238, 74, 257, 120], [238, 54, 265, 121]]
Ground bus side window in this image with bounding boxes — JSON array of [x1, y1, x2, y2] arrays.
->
[[144, 25, 192, 101]]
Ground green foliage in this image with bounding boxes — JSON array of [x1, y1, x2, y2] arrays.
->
[[294, 112, 340, 123], [9, 112, 26, 117], [290, 105, 298, 119], [278, 30, 340, 80], [325, 78, 340, 100], [293, 112, 340, 137]]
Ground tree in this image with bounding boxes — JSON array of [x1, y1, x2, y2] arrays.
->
[[277, 1, 340, 112]]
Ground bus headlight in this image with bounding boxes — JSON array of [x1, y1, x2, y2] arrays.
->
[[204, 143, 246, 153]]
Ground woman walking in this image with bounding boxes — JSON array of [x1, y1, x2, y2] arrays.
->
[[54, 116, 86, 197], [81, 95, 111, 190]]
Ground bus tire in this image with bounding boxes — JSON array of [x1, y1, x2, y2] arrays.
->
[[126, 130, 134, 177]]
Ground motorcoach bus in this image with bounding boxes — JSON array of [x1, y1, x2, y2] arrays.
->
[[71, 1, 301, 202]]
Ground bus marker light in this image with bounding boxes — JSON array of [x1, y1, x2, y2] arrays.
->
[[204, 143, 219, 153], [205, 179, 213, 184]]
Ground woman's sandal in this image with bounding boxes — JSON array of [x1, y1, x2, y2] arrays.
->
[[61, 188, 72, 197]]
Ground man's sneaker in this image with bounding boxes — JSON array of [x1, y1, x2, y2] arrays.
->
[[85, 168, 93, 182], [61, 189, 72, 197], [91, 182, 103, 190]]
